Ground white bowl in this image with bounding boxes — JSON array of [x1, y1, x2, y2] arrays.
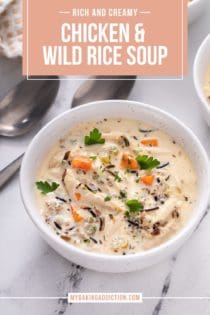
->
[[194, 34, 210, 126], [20, 100, 210, 273], [188, 0, 207, 25]]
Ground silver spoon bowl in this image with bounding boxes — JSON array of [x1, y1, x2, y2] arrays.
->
[[72, 75, 136, 107], [0, 76, 60, 137]]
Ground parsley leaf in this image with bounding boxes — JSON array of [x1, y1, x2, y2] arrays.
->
[[104, 196, 112, 202], [36, 181, 59, 194], [84, 128, 105, 145], [136, 155, 160, 170], [114, 171, 122, 182], [126, 199, 143, 214]]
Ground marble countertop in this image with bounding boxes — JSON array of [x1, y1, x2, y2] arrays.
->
[[1, 6, 210, 315]]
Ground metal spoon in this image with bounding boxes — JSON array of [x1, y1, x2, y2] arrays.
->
[[0, 76, 60, 189], [72, 75, 136, 107], [0, 75, 136, 189], [0, 76, 60, 137]]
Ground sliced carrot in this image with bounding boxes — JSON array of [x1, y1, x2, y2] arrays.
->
[[70, 205, 83, 222], [72, 156, 92, 171], [121, 153, 139, 170], [75, 192, 81, 201], [140, 175, 155, 186], [141, 139, 158, 147]]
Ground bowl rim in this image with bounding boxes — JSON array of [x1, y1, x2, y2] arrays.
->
[[20, 100, 210, 264], [193, 34, 210, 115]]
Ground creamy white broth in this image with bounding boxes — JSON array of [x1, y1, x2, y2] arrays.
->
[[36, 119, 197, 255]]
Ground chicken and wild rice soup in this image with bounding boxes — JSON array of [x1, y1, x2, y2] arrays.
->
[[36, 119, 197, 255]]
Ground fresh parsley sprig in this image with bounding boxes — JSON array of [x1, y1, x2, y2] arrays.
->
[[84, 128, 105, 146], [126, 199, 143, 213], [125, 199, 143, 217], [36, 181, 59, 194], [136, 155, 160, 170], [114, 171, 122, 182]]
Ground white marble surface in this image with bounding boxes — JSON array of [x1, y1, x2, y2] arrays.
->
[[1, 6, 210, 315]]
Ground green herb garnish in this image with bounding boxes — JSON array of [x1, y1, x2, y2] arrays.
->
[[90, 155, 97, 160], [126, 199, 143, 214], [84, 128, 105, 145], [84, 239, 90, 243], [104, 196, 112, 202], [136, 155, 160, 170], [114, 171, 122, 182], [36, 181, 59, 194], [91, 226, 97, 234]]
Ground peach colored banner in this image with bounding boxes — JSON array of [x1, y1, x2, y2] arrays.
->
[[23, 0, 187, 77]]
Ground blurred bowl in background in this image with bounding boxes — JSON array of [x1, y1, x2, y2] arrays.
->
[[193, 34, 210, 125], [188, 0, 207, 25]]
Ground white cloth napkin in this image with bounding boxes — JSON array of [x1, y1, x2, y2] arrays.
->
[[0, 0, 22, 58], [0, 0, 13, 14]]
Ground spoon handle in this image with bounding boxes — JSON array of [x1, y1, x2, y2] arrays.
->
[[0, 154, 24, 190]]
